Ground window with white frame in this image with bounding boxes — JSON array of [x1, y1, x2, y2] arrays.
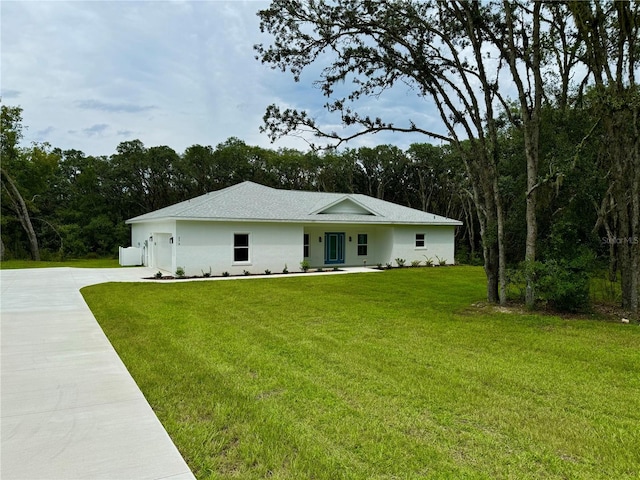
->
[[415, 233, 426, 248], [234, 233, 250, 262], [357, 234, 368, 255]]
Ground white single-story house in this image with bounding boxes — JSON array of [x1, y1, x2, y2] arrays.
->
[[124, 181, 462, 275]]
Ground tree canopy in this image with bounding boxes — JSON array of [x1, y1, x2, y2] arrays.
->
[[255, 0, 639, 312]]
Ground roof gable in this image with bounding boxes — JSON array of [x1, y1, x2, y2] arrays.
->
[[311, 196, 378, 216]]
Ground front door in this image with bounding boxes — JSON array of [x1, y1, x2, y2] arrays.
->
[[324, 232, 345, 264]]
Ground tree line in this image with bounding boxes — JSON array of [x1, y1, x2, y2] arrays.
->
[[1, 110, 477, 261], [0, 100, 632, 311]]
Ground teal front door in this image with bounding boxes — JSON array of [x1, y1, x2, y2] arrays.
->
[[325, 232, 345, 264]]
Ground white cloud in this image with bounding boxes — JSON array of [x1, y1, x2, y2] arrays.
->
[[76, 100, 157, 114], [82, 123, 110, 137], [1, 0, 447, 156]]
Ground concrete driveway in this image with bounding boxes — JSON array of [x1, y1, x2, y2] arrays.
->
[[1, 267, 195, 480]]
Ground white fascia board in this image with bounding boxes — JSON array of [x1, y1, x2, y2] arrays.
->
[[127, 216, 462, 226]]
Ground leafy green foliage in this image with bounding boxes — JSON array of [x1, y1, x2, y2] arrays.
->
[[527, 259, 592, 313]]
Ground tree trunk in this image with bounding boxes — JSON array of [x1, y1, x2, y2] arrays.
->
[[1, 168, 40, 261], [492, 168, 507, 305], [501, 0, 542, 308]]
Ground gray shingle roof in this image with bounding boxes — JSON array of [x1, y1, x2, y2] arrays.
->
[[126, 181, 463, 226]]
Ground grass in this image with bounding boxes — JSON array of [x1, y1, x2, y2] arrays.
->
[[0, 258, 120, 269], [82, 267, 640, 479]]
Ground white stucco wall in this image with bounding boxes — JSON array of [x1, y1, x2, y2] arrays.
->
[[389, 225, 457, 266], [130, 221, 176, 270], [175, 221, 303, 276], [130, 220, 457, 274]]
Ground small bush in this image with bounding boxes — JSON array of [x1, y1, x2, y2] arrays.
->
[[264, 269, 271, 275], [154, 271, 163, 279], [411, 260, 422, 267], [521, 254, 593, 312], [175, 266, 185, 278], [376, 263, 383, 270], [202, 267, 212, 278], [536, 262, 590, 312], [243, 270, 251, 276], [300, 260, 310, 272], [423, 256, 434, 267], [385, 262, 393, 269], [435, 256, 447, 266], [222, 271, 230, 277], [282, 264, 289, 274], [395, 258, 406, 267]]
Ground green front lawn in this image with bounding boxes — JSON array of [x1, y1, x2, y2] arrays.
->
[[82, 267, 640, 479], [0, 258, 120, 269]]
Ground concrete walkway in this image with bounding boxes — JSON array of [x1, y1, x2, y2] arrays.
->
[[1, 265, 382, 479], [1, 267, 195, 480]]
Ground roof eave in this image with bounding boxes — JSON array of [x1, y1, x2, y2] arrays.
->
[[127, 216, 462, 226]]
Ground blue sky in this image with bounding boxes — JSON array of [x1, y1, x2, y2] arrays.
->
[[2, 1, 444, 156]]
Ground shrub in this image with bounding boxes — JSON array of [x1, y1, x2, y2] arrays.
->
[[264, 269, 271, 275], [222, 271, 230, 277], [435, 255, 447, 266], [154, 271, 163, 279], [282, 264, 289, 274], [243, 270, 251, 276], [300, 260, 310, 272], [202, 267, 212, 278], [521, 253, 593, 312], [385, 262, 393, 269], [175, 266, 185, 278], [411, 260, 422, 267], [395, 258, 406, 267], [536, 262, 590, 312], [423, 256, 434, 267]]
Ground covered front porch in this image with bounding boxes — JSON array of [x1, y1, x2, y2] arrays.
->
[[302, 224, 393, 268]]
